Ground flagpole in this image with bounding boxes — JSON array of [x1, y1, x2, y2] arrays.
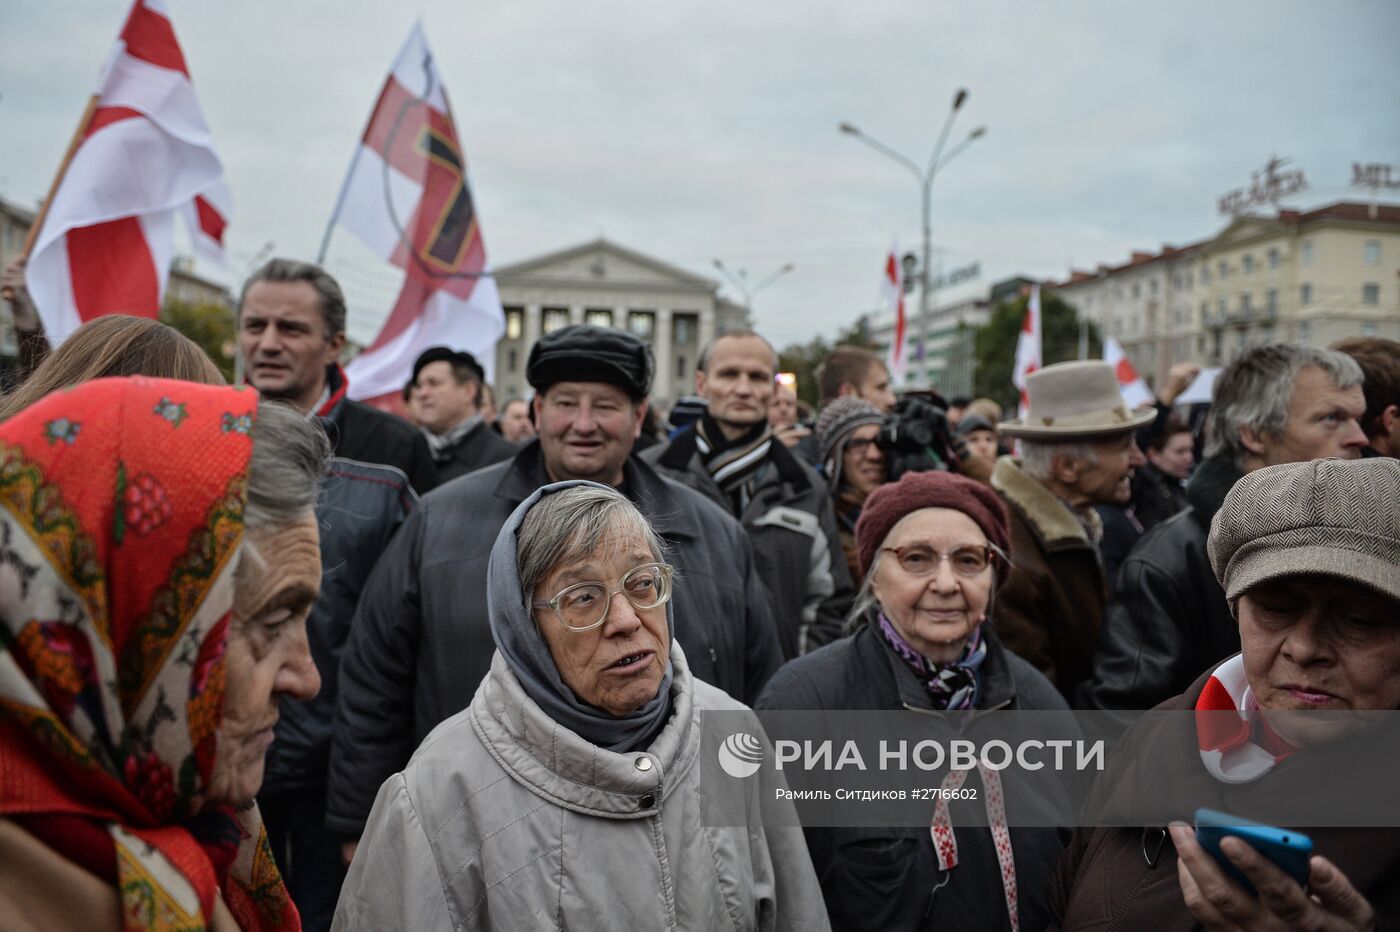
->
[[2, 94, 100, 301], [316, 145, 363, 265]]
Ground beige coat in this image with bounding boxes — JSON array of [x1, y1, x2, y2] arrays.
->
[[333, 645, 829, 931]]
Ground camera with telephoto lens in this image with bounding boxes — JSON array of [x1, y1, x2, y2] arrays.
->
[[876, 397, 960, 480]]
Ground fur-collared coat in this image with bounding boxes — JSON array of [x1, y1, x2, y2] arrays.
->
[[990, 456, 1107, 701]]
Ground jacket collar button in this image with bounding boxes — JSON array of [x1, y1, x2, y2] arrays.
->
[[635, 756, 653, 772]]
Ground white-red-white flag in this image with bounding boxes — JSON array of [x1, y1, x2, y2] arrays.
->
[[1012, 284, 1042, 417], [881, 246, 907, 386], [332, 23, 504, 407], [1103, 336, 1155, 408], [25, 0, 230, 345]]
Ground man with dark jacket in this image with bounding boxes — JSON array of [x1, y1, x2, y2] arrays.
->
[[1078, 343, 1368, 712], [327, 324, 784, 849], [408, 346, 516, 481], [646, 330, 853, 658], [258, 457, 415, 931], [239, 258, 437, 494], [990, 361, 1153, 700]]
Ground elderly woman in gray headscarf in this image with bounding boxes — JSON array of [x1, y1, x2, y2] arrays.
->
[[334, 481, 828, 931]]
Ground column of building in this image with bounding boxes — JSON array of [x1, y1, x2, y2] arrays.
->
[[651, 308, 673, 406]]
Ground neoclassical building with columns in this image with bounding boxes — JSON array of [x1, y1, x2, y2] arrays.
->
[[491, 239, 748, 411]]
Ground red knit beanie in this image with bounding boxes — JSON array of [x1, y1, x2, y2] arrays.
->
[[854, 471, 1011, 581]]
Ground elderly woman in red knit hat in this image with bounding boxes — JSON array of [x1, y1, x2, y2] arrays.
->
[[757, 470, 1068, 932]]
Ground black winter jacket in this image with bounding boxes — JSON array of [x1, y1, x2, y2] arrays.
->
[[428, 420, 517, 483], [1075, 455, 1242, 713], [326, 442, 784, 836], [757, 623, 1070, 932], [318, 364, 438, 495], [261, 457, 415, 796], [645, 427, 854, 659]]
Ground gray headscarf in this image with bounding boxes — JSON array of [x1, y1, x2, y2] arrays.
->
[[486, 480, 675, 753]]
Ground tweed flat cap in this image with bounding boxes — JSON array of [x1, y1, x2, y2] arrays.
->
[[526, 324, 653, 400], [1207, 457, 1400, 603]]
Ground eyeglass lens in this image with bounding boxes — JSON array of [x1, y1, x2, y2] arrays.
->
[[556, 564, 668, 629], [893, 545, 989, 577]]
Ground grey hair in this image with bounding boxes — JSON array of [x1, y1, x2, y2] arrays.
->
[[1205, 344, 1365, 466], [239, 258, 348, 338], [516, 485, 668, 609], [1018, 440, 1101, 481], [245, 399, 331, 531]]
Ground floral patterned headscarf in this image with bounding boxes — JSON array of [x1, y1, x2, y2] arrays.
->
[[0, 377, 297, 931]]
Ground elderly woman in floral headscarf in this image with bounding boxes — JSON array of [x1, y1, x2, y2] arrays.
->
[[0, 377, 328, 930]]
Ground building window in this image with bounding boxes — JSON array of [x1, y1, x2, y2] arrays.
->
[[543, 307, 570, 333], [676, 355, 687, 379], [1362, 322, 1378, 337], [1217, 297, 1227, 316], [1266, 289, 1278, 313], [1198, 335, 1207, 353], [1364, 240, 1381, 265], [1267, 248, 1280, 269], [1132, 283, 1140, 299], [1242, 255, 1255, 274], [1201, 266, 1211, 284], [504, 307, 523, 340], [1301, 241, 1314, 266], [628, 311, 654, 338], [1300, 283, 1312, 306], [507, 348, 518, 372], [584, 308, 613, 328], [1200, 301, 1208, 323], [1298, 321, 1311, 342], [1218, 260, 1229, 279], [674, 316, 693, 344], [1363, 283, 1380, 305], [1261, 326, 1274, 344], [1150, 279, 1158, 296], [1240, 293, 1252, 314]]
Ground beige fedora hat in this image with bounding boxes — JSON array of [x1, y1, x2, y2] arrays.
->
[[998, 360, 1156, 439]]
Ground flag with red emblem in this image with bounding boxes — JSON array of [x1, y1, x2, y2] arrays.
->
[[24, 0, 230, 346], [326, 22, 504, 408], [1011, 284, 1042, 417]]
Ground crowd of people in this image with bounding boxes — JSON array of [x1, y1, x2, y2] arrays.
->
[[0, 254, 1397, 930]]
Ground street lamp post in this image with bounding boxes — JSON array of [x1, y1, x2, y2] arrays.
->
[[839, 90, 985, 388], [711, 259, 795, 321]]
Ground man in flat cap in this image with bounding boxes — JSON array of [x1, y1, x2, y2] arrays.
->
[[328, 324, 783, 860], [409, 346, 516, 482], [990, 360, 1152, 700]]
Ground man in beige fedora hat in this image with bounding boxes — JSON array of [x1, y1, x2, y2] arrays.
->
[[988, 360, 1152, 699], [1079, 343, 1367, 714]]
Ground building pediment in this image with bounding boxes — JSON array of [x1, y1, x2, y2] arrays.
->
[[494, 239, 718, 293], [1207, 214, 1286, 250]]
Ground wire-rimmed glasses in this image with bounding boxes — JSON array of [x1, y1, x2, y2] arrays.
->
[[531, 562, 673, 632]]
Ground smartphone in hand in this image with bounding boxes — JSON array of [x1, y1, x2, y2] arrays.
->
[[1194, 808, 1312, 895]]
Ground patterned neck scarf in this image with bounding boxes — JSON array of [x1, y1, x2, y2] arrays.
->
[[877, 612, 987, 710], [694, 414, 772, 514], [422, 413, 482, 461], [0, 377, 297, 931], [1196, 652, 1297, 784]]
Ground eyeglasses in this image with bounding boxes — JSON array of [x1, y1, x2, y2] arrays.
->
[[845, 437, 880, 455], [532, 562, 673, 632], [879, 544, 997, 578]]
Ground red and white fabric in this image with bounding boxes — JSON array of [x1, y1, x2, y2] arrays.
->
[[25, 0, 229, 346], [882, 245, 907, 386], [1011, 284, 1042, 418], [929, 764, 1019, 930], [332, 22, 505, 408], [1195, 652, 1296, 784], [1103, 336, 1155, 409]]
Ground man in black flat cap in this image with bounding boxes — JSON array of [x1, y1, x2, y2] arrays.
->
[[327, 324, 784, 861], [409, 346, 516, 482]]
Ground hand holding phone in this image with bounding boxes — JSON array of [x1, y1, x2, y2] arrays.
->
[[1193, 808, 1311, 896]]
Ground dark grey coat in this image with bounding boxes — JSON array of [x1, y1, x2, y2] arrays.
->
[[326, 441, 784, 836], [757, 622, 1070, 932]]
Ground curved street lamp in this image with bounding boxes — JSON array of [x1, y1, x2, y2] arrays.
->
[[712, 258, 795, 317], [839, 88, 986, 387]]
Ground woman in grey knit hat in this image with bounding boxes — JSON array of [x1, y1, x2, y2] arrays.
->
[[816, 397, 887, 582]]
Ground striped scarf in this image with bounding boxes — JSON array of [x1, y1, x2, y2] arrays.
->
[[695, 414, 772, 513], [877, 612, 987, 710], [1196, 653, 1297, 784]]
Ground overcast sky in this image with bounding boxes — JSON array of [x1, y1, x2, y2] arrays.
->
[[4, 1, 1398, 348]]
